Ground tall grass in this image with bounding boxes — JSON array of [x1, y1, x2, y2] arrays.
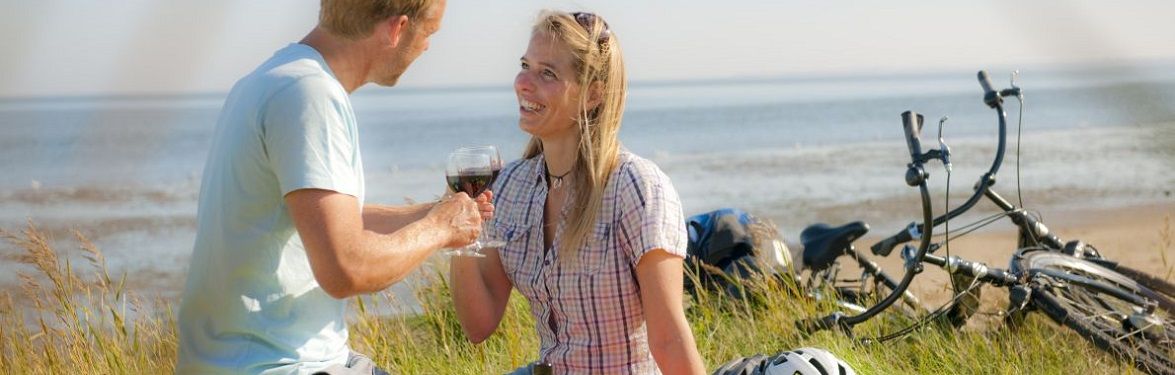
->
[[0, 222, 1145, 374], [0, 223, 176, 374], [1160, 215, 1172, 281]]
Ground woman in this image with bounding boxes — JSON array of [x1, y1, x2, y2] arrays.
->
[[449, 9, 706, 375]]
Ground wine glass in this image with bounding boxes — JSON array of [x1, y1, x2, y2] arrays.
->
[[444, 151, 493, 257], [455, 145, 508, 249]]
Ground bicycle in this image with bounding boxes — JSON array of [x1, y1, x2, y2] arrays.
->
[[794, 71, 1174, 374]]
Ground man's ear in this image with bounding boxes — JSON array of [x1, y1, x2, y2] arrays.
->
[[385, 15, 409, 48], [586, 81, 604, 111]]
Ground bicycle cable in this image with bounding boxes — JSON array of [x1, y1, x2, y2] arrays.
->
[[863, 274, 984, 344], [944, 132, 957, 306], [862, 117, 971, 345], [929, 212, 1006, 240], [1014, 84, 1026, 210]]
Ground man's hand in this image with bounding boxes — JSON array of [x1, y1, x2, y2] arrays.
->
[[428, 192, 483, 248]]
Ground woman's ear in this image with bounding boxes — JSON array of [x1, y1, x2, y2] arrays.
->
[[586, 81, 604, 111], [384, 15, 409, 48]]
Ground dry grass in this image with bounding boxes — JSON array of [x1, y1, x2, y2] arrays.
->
[[0, 222, 177, 374], [1160, 215, 1173, 281], [0, 221, 1151, 374]]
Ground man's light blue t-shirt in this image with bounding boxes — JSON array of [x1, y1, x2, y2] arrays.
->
[[177, 43, 365, 375]]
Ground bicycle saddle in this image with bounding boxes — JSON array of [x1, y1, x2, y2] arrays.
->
[[800, 221, 869, 272]]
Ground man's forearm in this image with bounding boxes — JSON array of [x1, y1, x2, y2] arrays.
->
[[362, 202, 436, 234], [351, 217, 450, 293]]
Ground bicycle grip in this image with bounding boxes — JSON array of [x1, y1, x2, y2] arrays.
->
[[795, 312, 844, 333], [978, 70, 1002, 108], [977, 70, 996, 95], [901, 111, 924, 158], [871, 229, 912, 257]]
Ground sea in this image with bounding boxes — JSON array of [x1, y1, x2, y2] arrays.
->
[[2, 66, 1173, 306]]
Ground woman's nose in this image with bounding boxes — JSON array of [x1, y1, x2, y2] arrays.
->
[[514, 72, 533, 93]]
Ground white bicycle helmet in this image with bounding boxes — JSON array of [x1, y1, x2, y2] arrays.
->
[[762, 347, 856, 375]]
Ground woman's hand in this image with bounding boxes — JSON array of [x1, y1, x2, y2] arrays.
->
[[475, 190, 494, 222]]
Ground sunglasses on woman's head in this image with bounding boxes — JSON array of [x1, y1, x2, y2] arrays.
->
[[571, 12, 611, 45]]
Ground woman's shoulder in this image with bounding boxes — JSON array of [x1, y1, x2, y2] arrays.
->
[[495, 155, 541, 190], [500, 156, 540, 178], [612, 150, 672, 190]]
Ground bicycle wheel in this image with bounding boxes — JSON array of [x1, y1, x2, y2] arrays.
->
[[1015, 251, 1175, 374], [1111, 263, 1175, 302], [1065, 241, 1175, 302]]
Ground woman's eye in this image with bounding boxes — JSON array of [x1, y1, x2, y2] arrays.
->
[[520, 62, 529, 70], [541, 70, 556, 80]]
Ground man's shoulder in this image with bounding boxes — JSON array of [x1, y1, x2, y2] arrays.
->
[[237, 44, 344, 103]]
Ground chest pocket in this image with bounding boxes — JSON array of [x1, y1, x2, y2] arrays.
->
[[571, 222, 615, 274], [492, 220, 535, 276], [495, 220, 532, 245]]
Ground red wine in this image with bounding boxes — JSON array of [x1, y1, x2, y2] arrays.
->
[[447, 170, 494, 197]]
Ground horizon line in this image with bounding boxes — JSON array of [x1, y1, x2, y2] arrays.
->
[[2, 58, 1173, 104]]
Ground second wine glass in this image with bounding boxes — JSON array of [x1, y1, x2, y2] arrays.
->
[[444, 151, 494, 257], [455, 145, 507, 249]]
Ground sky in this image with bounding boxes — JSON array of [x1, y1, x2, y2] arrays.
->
[[2, 0, 1174, 98]]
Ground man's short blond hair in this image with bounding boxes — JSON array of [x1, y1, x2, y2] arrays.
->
[[319, 0, 435, 40]]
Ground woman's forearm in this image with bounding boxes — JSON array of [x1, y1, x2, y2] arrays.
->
[[449, 253, 513, 343], [637, 250, 706, 374], [649, 318, 706, 374]]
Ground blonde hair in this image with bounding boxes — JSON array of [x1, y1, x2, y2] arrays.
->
[[523, 10, 627, 263], [318, 0, 435, 40]]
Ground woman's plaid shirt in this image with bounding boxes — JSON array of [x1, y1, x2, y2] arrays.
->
[[489, 150, 687, 374]]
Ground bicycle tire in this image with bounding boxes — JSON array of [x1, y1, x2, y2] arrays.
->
[[1015, 251, 1175, 374]]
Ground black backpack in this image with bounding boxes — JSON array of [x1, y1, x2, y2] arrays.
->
[[684, 208, 766, 299]]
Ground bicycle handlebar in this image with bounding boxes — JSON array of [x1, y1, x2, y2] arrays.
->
[[811, 70, 1020, 334], [871, 226, 912, 257], [871, 70, 1016, 257]]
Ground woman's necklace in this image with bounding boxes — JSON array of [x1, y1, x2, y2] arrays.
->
[[546, 165, 572, 190]]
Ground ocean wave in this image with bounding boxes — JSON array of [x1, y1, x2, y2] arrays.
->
[[0, 186, 196, 205]]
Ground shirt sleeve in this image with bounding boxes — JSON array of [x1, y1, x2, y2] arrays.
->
[[617, 159, 688, 268], [261, 76, 361, 198]]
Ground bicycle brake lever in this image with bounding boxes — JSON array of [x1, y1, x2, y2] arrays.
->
[[900, 244, 918, 264], [1002, 70, 1023, 99]]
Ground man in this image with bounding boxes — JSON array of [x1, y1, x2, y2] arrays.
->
[[176, 1, 475, 374]]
